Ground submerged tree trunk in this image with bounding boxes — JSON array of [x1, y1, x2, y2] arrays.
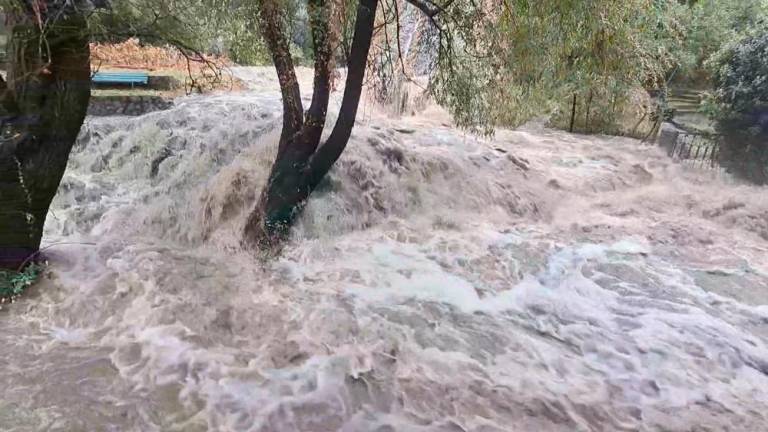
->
[[585, 89, 593, 133], [0, 6, 91, 269], [244, 0, 378, 249], [569, 93, 577, 133]]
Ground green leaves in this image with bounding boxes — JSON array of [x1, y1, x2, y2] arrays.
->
[[0, 263, 42, 303], [424, 0, 676, 133], [710, 31, 768, 125], [708, 30, 768, 183], [89, 0, 270, 65], [674, 0, 768, 81]]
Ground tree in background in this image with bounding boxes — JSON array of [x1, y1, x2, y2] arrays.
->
[[707, 30, 768, 184], [558, 0, 681, 135], [675, 0, 768, 84], [417, 0, 680, 135], [539, 0, 679, 135], [88, 0, 270, 65]]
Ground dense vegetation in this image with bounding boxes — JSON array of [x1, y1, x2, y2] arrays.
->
[[0, 263, 41, 303], [674, 0, 768, 85], [708, 31, 768, 183], [88, 0, 269, 64], [671, 0, 768, 183]]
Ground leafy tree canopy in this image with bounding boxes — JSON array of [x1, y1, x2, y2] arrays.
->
[[674, 0, 768, 82], [406, 0, 682, 133], [707, 28, 768, 183]]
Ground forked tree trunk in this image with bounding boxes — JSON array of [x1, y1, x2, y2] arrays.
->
[[243, 0, 378, 248], [0, 5, 91, 269]]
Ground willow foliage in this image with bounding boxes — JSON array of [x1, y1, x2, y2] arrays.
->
[[87, 0, 270, 64], [416, 0, 681, 134], [675, 0, 768, 82]]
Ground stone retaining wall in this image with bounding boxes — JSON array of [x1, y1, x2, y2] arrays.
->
[[87, 95, 174, 116]]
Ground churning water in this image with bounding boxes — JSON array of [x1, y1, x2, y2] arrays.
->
[[2, 68, 768, 431]]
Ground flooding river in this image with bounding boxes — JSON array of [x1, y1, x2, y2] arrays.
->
[[1, 68, 768, 431]]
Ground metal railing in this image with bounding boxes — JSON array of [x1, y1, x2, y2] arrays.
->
[[669, 132, 721, 168]]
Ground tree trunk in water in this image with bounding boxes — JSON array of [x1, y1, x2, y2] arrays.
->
[[0, 7, 91, 269], [243, 0, 378, 249], [585, 89, 593, 133], [569, 93, 577, 133]]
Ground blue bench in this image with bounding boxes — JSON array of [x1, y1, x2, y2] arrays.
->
[[92, 71, 150, 87]]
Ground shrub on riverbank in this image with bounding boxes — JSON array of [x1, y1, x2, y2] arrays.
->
[[0, 264, 42, 305], [707, 31, 768, 184]]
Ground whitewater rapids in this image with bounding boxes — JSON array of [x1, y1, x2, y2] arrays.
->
[[1, 67, 768, 431]]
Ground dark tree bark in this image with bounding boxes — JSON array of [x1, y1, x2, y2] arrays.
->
[[244, 0, 379, 248], [0, 4, 91, 269], [569, 93, 577, 133], [258, 0, 304, 150]]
